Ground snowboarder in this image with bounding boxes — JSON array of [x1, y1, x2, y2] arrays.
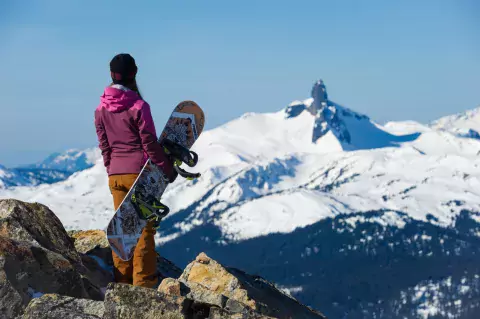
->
[[94, 53, 177, 288]]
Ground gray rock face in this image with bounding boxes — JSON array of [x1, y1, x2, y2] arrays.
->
[[184, 281, 228, 309], [0, 200, 109, 318], [309, 80, 351, 144], [104, 281, 278, 319], [104, 283, 193, 319], [22, 294, 105, 319], [208, 308, 275, 319], [0, 236, 91, 318], [0, 199, 81, 265], [310, 80, 328, 114]]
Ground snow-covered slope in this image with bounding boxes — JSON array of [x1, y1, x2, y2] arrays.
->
[[1, 81, 479, 318], [430, 106, 480, 140], [1, 96, 479, 235], [0, 166, 71, 189]]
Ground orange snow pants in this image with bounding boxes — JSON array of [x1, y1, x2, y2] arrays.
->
[[109, 174, 158, 288]]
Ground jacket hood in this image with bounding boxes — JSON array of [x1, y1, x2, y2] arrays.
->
[[100, 85, 139, 112]]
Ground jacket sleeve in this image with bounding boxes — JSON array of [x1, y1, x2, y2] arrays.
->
[[136, 102, 175, 179], [94, 110, 112, 174]]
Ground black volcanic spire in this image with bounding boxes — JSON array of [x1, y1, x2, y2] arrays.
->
[[311, 79, 329, 114]]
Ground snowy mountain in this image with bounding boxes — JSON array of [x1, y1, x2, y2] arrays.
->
[[1, 80, 479, 318], [0, 148, 99, 189], [21, 148, 99, 172], [430, 106, 480, 141], [0, 166, 71, 189]]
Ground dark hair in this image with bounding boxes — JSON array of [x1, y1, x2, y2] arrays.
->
[[109, 53, 142, 99], [111, 79, 143, 100]]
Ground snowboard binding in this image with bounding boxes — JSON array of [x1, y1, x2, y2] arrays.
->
[[161, 139, 201, 180], [130, 185, 170, 229]]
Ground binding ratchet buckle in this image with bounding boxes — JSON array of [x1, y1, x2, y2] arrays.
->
[[161, 139, 201, 180], [131, 190, 170, 229]]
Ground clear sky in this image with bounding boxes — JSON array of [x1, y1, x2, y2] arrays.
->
[[0, 0, 478, 167]]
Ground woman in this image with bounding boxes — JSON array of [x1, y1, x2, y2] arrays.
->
[[94, 53, 176, 288]]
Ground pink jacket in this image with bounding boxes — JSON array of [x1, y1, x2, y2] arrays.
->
[[94, 85, 174, 178]]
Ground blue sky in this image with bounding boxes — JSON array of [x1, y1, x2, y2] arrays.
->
[[0, 0, 478, 167]]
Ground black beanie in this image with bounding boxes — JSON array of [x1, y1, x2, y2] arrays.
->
[[110, 53, 138, 84]]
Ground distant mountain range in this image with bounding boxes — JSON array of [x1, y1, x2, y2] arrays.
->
[[0, 149, 98, 189]]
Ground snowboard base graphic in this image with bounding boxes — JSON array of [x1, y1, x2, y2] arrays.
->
[[106, 101, 205, 261]]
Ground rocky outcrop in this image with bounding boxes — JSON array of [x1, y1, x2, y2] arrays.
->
[[104, 283, 194, 318], [310, 80, 328, 114], [179, 253, 325, 319], [0, 199, 81, 265], [0, 199, 326, 318], [0, 199, 110, 318]]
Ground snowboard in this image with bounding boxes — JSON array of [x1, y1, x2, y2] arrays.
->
[[106, 100, 205, 261]]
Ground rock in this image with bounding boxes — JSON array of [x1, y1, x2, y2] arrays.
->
[[0, 199, 81, 265], [22, 294, 105, 319], [310, 79, 328, 114], [0, 236, 91, 319], [103, 282, 272, 319], [80, 254, 114, 291], [158, 278, 182, 296], [180, 253, 326, 319], [70, 230, 112, 266], [70, 230, 109, 254], [184, 281, 227, 309], [0, 199, 105, 318], [196, 252, 211, 264], [104, 282, 193, 319], [226, 267, 326, 319], [208, 307, 276, 319], [179, 253, 257, 310], [225, 298, 251, 314], [68, 231, 114, 292]]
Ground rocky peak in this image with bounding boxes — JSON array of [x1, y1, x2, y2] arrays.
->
[[285, 80, 370, 144], [310, 80, 329, 115]]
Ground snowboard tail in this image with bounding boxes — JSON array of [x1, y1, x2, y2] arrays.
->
[[106, 101, 205, 261]]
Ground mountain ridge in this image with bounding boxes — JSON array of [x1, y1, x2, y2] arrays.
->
[[0, 148, 99, 189]]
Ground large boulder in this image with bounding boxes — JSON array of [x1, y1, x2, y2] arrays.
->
[[0, 235, 92, 318], [22, 294, 105, 319], [157, 277, 278, 318], [0, 199, 108, 318], [0, 199, 81, 265], [104, 283, 194, 319], [70, 230, 112, 265], [179, 253, 326, 319]]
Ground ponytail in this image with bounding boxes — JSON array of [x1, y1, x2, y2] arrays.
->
[[110, 79, 143, 100]]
